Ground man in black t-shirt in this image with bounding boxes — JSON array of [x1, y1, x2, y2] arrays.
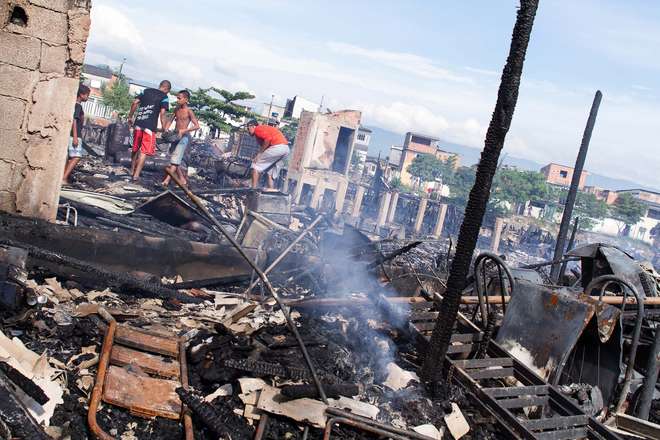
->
[[128, 80, 171, 181], [62, 85, 90, 184]]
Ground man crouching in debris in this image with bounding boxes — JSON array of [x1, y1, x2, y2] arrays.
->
[[162, 90, 200, 187], [62, 85, 90, 184], [128, 80, 172, 182], [247, 120, 290, 190]]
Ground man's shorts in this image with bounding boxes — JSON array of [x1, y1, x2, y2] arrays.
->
[[68, 136, 84, 158], [252, 144, 289, 179], [170, 134, 191, 166], [132, 127, 156, 156]]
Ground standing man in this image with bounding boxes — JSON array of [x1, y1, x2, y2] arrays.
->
[[162, 90, 200, 187], [62, 85, 90, 184], [247, 120, 289, 190], [128, 80, 171, 181]]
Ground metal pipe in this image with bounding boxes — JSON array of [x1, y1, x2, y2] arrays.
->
[[246, 215, 324, 293], [164, 169, 328, 404], [324, 408, 436, 440], [550, 91, 602, 282], [473, 252, 515, 323], [585, 275, 644, 415], [558, 217, 579, 283], [87, 308, 117, 440], [636, 272, 660, 420]]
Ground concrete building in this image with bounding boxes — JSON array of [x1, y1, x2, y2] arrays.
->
[[350, 126, 372, 176], [0, 0, 92, 220], [284, 95, 319, 119], [288, 110, 361, 213], [591, 188, 660, 244], [355, 126, 372, 147], [584, 186, 618, 205], [260, 101, 286, 122], [540, 163, 588, 189], [389, 132, 460, 187]]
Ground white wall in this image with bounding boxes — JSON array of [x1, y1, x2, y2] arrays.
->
[[592, 216, 659, 244]]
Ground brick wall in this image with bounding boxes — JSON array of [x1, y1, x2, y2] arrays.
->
[[0, 0, 91, 220]]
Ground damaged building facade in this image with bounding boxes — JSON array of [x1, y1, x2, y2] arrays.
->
[[0, 0, 91, 220]]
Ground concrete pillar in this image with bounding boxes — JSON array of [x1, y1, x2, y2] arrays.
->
[[376, 191, 391, 227], [386, 191, 400, 224], [491, 217, 505, 253], [431, 203, 448, 238], [309, 179, 324, 209], [414, 197, 429, 234], [351, 185, 366, 218], [0, 0, 92, 220], [334, 180, 348, 215]]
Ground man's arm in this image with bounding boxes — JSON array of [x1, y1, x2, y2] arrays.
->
[[71, 118, 78, 146], [127, 98, 140, 125], [159, 108, 170, 132]]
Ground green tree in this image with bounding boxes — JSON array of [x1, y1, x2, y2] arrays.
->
[[280, 118, 298, 144], [490, 168, 548, 213], [612, 192, 646, 235], [189, 87, 255, 134], [407, 153, 455, 188], [101, 74, 133, 118]]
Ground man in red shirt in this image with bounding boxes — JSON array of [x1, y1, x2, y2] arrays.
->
[[247, 120, 290, 189]]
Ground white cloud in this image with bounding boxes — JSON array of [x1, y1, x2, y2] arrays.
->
[[327, 42, 473, 83]]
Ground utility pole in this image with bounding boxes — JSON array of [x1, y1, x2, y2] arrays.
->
[[118, 57, 127, 76], [550, 91, 602, 283]]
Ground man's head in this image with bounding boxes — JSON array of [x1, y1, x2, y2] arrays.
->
[[159, 80, 172, 93], [78, 84, 90, 102], [176, 90, 190, 106], [246, 119, 259, 135]]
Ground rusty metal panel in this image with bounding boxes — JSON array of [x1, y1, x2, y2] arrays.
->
[[496, 280, 596, 382], [114, 326, 179, 357], [110, 345, 180, 379], [103, 366, 181, 419]]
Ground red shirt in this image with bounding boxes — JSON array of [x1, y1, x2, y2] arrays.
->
[[253, 125, 288, 148]]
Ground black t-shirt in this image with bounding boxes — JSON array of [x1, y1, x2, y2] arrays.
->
[[71, 103, 84, 138], [134, 88, 169, 131]]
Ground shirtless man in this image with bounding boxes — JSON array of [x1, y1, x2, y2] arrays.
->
[[162, 90, 199, 187]]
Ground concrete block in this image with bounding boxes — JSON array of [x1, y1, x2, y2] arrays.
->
[[0, 64, 39, 100], [0, 130, 27, 163], [67, 8, 91, 68], [0, 191, 17, 213], [39, 44, 66, 74], [15, 165, 62, 219], [0, 33, 41, 69], [0, 97, 27, 130], [29, 0, 70, 13], [28, 77, 78, 136], [5, 4, 68, 45]]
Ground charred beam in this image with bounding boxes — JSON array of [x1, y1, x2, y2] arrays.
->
[[421, 0, 539, 388]]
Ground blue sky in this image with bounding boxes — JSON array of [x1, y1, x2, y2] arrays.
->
[[85, 1, 660, 190]]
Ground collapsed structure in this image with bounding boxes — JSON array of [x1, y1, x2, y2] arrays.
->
[[0, 1, 659, 440]]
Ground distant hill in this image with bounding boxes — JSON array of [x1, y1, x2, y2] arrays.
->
[[365, 125, 658, 192]]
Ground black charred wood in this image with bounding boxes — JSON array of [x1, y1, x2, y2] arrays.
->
[[222, 358, 312, 381], [281, 383, 359, 399], [175, 387, 224, 436], [170, 274, 251, 290], [0, 362, 48, 405], [367, 241, 423, 270], [0, 371, 51, 440]]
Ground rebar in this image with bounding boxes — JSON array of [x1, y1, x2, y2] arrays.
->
[[421, 0, 539, 387]]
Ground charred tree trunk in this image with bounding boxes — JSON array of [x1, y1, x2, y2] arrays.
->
[[421, 0, 539, 387]]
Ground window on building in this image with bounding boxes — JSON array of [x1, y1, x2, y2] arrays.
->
[[357, 133, 366, 141], [559, 170, 568, 178], [410, 135, 432, 146], [648, 209, 660, 221]]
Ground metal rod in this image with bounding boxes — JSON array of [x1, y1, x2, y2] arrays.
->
[[585, 275, 643, 415], [87, 308, 117, 440], [324, 408, 436, 439], [520, 256, 580, 270], [550, 91, 602, 282], [558, 217, 579, 283], [254, 414, 269, 440], [246, 215, 324, 293], [179, 340, 194, 440], [164, 168, 328, 404]]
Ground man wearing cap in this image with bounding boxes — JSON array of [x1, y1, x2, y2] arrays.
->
[[247, 120, 290, 190]]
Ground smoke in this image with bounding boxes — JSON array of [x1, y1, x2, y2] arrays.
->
[[319, 226, 413, 380]]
